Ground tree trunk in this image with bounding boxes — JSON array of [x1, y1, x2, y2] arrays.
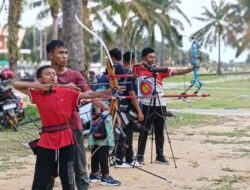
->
[[62, 0, 85, 71], [121, 19, 125, 52], [160, 37, 164, 66], [217, 26, 222, 75], [51, 7, 59, 40], [150, 30, 155, 49], [8, 0, 23, 78], [82, 0, 88, 7], [82, 0, 91, 72]]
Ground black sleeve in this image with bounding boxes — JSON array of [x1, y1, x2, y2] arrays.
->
[[126, 77, 135, 92]]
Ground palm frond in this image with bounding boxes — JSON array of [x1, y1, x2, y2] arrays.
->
[[0, 0, 6, 13]]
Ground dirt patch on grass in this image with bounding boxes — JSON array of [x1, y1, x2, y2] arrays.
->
[[1, 115, 250, 190]]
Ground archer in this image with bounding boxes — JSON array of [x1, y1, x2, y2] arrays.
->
[[13, 65, 112, 190]]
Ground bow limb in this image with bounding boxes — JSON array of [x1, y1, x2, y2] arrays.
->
[[75, 15, 113, 66], [75, 14, 119, 124]]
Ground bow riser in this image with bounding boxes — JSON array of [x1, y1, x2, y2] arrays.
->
[[191, 39, 203, 93], [106, 60, 119, 122]]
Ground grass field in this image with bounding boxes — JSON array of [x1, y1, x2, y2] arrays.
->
[[166, 72, 250, 83], [165, 73, 250, 109]]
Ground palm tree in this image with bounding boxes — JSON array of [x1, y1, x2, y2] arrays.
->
[[82, 0, 93, 70], [0, 0, 6, 13], [38, 0, 62, 39], [8, 0, 23, 77], [233, 0, 250, 57], [90, 0, 189, 55], [47, 0, 61, 39], [192, 0, 237, 74], [62, 0, 85, 71], [128, 0, 188, 50]]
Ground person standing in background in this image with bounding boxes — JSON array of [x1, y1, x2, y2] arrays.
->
[[134, 47, 196, 165]]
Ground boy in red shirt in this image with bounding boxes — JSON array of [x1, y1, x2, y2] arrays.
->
[[13, 65, 112, 190]]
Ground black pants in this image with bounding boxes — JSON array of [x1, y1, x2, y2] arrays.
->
[[46, 130, 89, 190], [32, 145, 75, 190], [116, 121, 134, 164], [137, 104, 167, 157], [91, 145, 109, 176]]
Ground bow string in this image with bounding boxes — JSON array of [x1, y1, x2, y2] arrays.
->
[[75, 15, 119, 125]]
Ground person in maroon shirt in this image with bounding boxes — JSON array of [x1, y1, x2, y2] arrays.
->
[[46, 40, 109, 190], [13, 65, 112, 190]]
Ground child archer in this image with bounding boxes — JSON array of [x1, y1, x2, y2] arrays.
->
[[13, 65, 112, 190]]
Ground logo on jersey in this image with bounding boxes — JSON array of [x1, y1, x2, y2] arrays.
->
[[140, 81, 153, 95]]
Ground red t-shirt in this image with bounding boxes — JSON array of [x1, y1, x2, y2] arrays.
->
[[30, 86, 80, 149], [57, 68, 90, 130], [133, 64, 172, 106]]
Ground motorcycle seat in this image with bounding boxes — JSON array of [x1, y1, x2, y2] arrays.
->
[[0, 87, 15, 102], [0, 87, 12, 94]]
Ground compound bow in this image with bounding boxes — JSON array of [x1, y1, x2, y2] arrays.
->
[[183, 38, 203, 94]]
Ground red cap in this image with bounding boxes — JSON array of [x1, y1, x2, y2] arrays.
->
[[0, 68, 14, 80]]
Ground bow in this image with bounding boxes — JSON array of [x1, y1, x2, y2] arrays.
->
[[75, 15, 119, 125], [183, 38, 203, 94]]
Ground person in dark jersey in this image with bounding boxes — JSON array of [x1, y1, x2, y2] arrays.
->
[[115, 51, 144, 168]]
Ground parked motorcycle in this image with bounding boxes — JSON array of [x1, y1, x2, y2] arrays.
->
[[0, 68, 24, 131], [0, 87, 25, 131]]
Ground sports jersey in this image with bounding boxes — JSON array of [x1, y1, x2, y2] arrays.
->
[[30, 86, 80, 149], [133, 64, 172, 106]]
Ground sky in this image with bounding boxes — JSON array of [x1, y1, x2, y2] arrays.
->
[[0, 0, 248, 63]]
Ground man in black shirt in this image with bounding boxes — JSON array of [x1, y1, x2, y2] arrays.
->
[[115, 51, 144, 167]]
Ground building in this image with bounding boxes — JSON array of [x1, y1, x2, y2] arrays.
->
[[0, 27, 27, 54]]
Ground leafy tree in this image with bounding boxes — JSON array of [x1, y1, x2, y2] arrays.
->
[[128, 0, 189, 50], [89, 0, 189, 53], [0, 53, 8, 60]]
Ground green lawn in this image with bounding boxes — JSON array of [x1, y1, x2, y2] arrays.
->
[[166, 72, 250, 83], [0, 106, 40, 172], [165, 74, 250, 109]]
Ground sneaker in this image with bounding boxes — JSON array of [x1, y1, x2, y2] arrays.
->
[[155, 155, 169, 165], [100, 176, 121, 186], [129, 160, 143, 167], [115, 163, 132, 168], [136, 155, 145, 165], [89, 173, 101, 183]]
